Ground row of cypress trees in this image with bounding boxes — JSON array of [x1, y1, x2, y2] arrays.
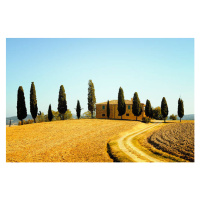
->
[[116, 87, 143, 120], [105, 87, 143, 120], [56, 80, 96, 120], [106, 87, 184, 122], [145, 97, 184, 122], [145, 98, 168, 122], [17, 82, 38, 125], [17, 80, 96, 124], [57, 85, 83, 120], [17, 84, 81, 124], [17, 82, 184, 123]]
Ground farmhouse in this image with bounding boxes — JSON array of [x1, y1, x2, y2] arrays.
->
[[96, 98, 146, 120]]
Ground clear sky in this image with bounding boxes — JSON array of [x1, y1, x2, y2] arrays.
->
[[6, 38, 194, 117]]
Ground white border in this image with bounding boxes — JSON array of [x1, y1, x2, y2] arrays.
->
[[0, 1, 199, 200]]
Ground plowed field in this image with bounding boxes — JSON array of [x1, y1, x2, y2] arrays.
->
[[148, 122, 194, 161], [6, 119, 140, 162]]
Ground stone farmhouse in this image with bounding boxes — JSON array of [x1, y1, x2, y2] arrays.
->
[[96, 98, 146, 120]]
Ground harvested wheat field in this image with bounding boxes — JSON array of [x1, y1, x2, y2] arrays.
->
[[6, 119, 140, 162], [148, 122, 194, 162]]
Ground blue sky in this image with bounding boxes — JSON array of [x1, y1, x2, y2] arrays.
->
[[6, 38, 194, 117]]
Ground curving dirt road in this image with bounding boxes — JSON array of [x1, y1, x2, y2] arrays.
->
[[117, 123, 161, 162]]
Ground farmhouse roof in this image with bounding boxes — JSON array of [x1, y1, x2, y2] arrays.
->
[[96, 100, 145, 105]]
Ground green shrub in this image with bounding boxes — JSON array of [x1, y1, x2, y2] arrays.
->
[[142, 117, 151, 123], [169, 114, 177, 120], [18, 119, 34, 125]]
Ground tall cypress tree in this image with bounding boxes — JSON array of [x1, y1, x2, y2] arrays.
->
[[161, 97, 168, 122], [178, 98, 184, 122], [17, 86, 27, 125], [107, 100, 110, 119], [123, 101, 126, 116], [132, 92, 142, 121], [48, 104, 53, 121], [88, 80, 96, 118], [30, 82, 38, 123], [145, 99, 152, 118], [150, 107, 153, 119], [118, 87, 126, 119], [58, 85, 67, 120], [76, 100, 81, 119]]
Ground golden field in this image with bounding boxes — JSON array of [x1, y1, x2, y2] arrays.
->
[[6, 119, 140, 162]]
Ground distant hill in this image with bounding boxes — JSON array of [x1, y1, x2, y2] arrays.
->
[[7, 113, 78, 125], [177, 114, 194, 120], [168, 114, 194, 120], [72, 114, 77, 119], [6, 114, 32, 125]]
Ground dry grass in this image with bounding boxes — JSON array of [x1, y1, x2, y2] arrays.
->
[[148, 121, 194, 162], [6, 119, 140, 162]]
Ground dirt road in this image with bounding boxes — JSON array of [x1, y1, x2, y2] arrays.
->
[[116, 123, 161, 162]]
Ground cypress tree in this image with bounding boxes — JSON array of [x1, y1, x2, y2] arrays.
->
[[76, 100, 81, 119], [88, 80, 96, 118], [107, 100, 110, 119], [118, 87, 126, 119], [48, 104, 53, 121], [145, 99, 152, 118], [149, 107, 153, 119], [30, 82, 38, 123], [58, 85, 67, 120], [132, 92, 142, 121], [178, 98, 184, 122], [123, 101, 126, 116], [161, 97, 168, 122], [17, 86, 27, 125]]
